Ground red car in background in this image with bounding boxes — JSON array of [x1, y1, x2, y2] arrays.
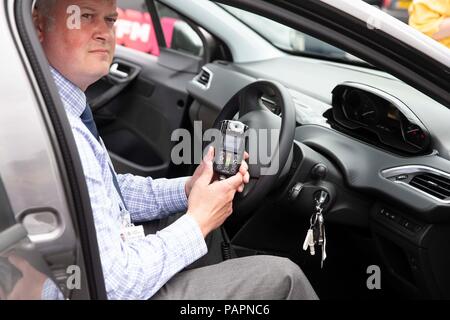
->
[[116, 7, 176, 56]]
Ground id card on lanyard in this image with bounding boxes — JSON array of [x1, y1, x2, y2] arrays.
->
[[119, 200, 145, 243], [100, 138, 145, 243], [120, 224, 145, 243]]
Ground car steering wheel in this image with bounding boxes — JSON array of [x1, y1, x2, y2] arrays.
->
[[210, 80, 296, 224]]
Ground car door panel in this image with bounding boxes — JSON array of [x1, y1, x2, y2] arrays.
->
[[87, 59, 142, 112], [87, 46, 201, 178]]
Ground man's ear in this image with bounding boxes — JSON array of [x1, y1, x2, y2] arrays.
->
[[32, 9, 44, 42]]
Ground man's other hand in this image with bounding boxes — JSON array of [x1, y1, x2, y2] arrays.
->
[[186, 147, 249, 237], [5, 255, 47, 300], [185, 147, 250, 197]]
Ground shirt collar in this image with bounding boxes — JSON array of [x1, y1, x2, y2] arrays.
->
[[50, 66, 87, 118]]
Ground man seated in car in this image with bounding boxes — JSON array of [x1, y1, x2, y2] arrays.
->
[[23, 0, 318, 300]]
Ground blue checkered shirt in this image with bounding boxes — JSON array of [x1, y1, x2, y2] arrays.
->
[[42, 67, 207, 300]]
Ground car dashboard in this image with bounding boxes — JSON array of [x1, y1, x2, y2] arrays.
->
[[187, 58, 450, 298]]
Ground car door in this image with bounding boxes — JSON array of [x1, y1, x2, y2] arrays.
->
[[0, 61, 97, 300], [0, 178, 68, 300], [86, 0, 208, 179], [0, 0, 106, 300]]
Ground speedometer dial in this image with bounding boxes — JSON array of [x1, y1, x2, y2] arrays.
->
[[359, 95, 380, 126], [404, 123, 428, 149], [342, 89, 380, 126]]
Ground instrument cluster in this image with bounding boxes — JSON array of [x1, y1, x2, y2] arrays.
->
[[330, 83, 431, 155]]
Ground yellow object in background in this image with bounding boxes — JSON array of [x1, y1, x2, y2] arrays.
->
[[409, 0, 450, 48], [397, 0, 413, 9]]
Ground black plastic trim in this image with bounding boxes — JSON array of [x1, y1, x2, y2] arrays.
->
[[146, 0, 167, 48], [0, 177, 15, 233]]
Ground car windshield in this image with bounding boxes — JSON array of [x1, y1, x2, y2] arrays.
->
[[219, 4, 369, 66]]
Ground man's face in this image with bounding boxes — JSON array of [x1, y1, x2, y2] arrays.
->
[[35, 0, 118, 90]]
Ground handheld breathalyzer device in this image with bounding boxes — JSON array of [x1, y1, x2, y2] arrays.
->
[[213, 120, 248, 180]]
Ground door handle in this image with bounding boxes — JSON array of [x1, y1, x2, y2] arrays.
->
[[89, 59, 141, 112], [109, 63, 129, 79]]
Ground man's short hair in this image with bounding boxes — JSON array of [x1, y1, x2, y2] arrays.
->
[[33, 0, 57, 29]]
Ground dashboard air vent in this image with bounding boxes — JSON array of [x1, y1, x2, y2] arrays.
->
[[409, 173, 450, 200], [195, 68, 212, 89]]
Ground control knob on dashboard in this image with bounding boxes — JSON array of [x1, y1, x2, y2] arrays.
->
[[311, 163, 328, 180]]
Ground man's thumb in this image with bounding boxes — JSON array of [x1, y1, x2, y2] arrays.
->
[[198, 149, 214, 184], [197, 146, 214, 174], [204, 146, 214, 162], [8, 255, 28, 273]]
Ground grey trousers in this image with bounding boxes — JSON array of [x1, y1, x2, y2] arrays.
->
[[143, 214, 318, 300]]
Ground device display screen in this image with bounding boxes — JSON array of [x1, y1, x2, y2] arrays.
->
[[224, 135, 240, 151], [224, 152, 233, 167]]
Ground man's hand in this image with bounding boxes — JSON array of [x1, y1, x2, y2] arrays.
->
[[185, 148, 250, 197], [0, 286, 5, 300], [186, 147, 248, 237], [4, 255, 47, 300]]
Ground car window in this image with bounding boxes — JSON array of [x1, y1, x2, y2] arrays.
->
[[155, 2, 204, 57], [220, 4, 365, 64], [116, 0, 203, 57]]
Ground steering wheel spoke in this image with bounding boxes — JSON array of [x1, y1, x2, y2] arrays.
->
[[210, 80, 296, 225]]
